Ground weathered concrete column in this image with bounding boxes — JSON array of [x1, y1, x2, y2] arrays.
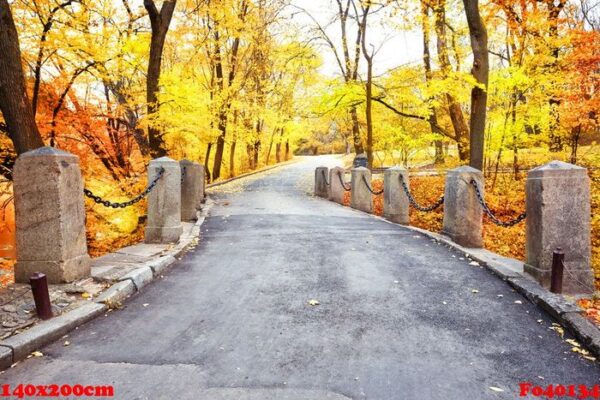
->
[[328, 167, 346, 205], [180, 160, 203, 221], [314, 166, 329, 198], [145, 157, 183, 243], [351, 167, 373, 213], [524, 161, 593, 294], [13, 147, 90, 283], [384, 166, 409, 225], [442, 166, 483, 248]]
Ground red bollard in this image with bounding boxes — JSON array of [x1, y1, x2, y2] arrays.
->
[[550, 248, 564, 294], [30, 272, 53, 320]]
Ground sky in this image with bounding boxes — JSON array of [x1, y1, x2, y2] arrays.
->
[[287, 0, 424, 78]]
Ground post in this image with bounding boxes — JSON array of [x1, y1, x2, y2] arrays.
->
[[30, 272, 53, 320], [384, 166, 409, 224], [442, 166, 483, 248], [314, 166, 329, 198], [13, 147, 91, 283], [328, 167, 346, 205], [351, 167, 372, 213], [550, 248, 564, 294], [145, 157, 183, 243], [180, 160, 203, 221], [524, 161, 593, 294]]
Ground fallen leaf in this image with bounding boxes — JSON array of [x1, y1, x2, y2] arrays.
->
[[143, 303, 149, 307], [63, 341, 70, 346], [489, 387, 504, 392], [566, 339, 580, 347], [81, 292, 91, 299], [308, 299, 320, 306], [471, 289, 479, 294], [31, 351, 43, 357], [469, 261, 480, 266], [514, 300, 522, 304]]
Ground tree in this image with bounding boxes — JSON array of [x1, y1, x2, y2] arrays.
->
[[0, 0, 44, 155], [297, 0, 366, 155], [463, 0, 488, 170], [144, 0, 177, 158]]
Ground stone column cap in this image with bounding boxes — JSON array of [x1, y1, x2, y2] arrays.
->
[[528, 160, 587, 178], [447, 165, 481, 174], [386, 165, 407, 172], [151, 156, 178, 164], [19, 146, 77, 160]]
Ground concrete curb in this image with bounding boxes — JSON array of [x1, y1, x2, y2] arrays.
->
[[328, 198, 600, 359], [0, 197, 214, 371], [0, 303, 106, 369]]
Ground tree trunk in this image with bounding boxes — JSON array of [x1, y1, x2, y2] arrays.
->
[[433, 0, 469, 161], [285, 140, 290, 160], [0, 0, 44, 155], [360, 3, 373, 168], [246, 144, 254, 169], [462, 0, 489, 170], [422, 0, 445, 165], [212, 110, 227, 181], [204, 142, 212, 183], [229, 140, 236, 178], [144, 0, 176, 158], [350, 107, 364, 155]]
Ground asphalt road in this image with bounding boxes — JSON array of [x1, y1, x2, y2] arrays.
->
[[2, 155, 598, 399]]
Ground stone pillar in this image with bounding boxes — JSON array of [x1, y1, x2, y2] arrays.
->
[[145, 157, 183, 243], [13, 147, 90, 283], [384, 166, 409, 225], [442, 166, 483, 248], [180, 160, 204, 221], [351, 167, 373, 213], [328, 167, 346, 205], [314, 166, 329, 198], [524, 161, 593, 294]]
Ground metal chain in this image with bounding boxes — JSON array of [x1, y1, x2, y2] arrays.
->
[[337, 171, 351, 192], [562, 263, 593, 292], [469, 179, 526, 227], [83, 167, 165, 209], [321, 169, 330, 186], [361, 175, 384, 195], [399, 175, 444, 212]]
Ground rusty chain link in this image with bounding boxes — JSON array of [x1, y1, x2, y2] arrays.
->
[[361, 175, 384, 195], [399, 175, 444, 212], [337, 171, 351, 192], [321, 169, 330, 186], [469, 179, 526, 227], [83, 167, 165, 209]]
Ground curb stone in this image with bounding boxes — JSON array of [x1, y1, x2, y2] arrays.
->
[[95, 280, 135, 305], [0, 303, 106, 366], [328, 198, 600, 359], [119, 266, 153, 291], [563, 313, 600, 356]]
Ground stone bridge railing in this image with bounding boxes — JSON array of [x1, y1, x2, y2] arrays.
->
[[315, 162, 593, 295], [12, 147, 205, 284]]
